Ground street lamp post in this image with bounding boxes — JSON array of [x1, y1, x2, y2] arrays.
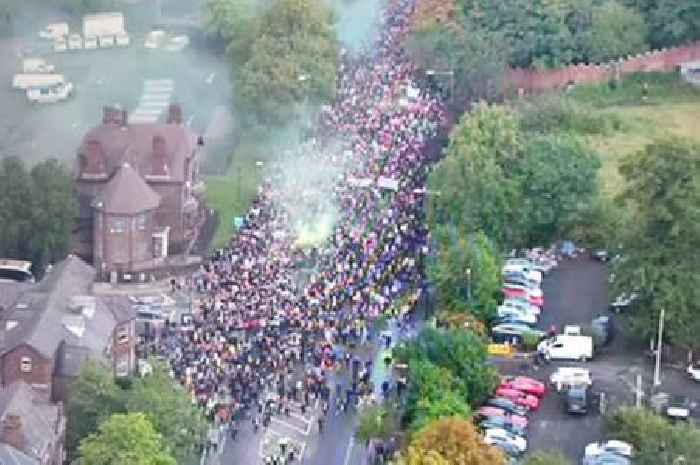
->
[[426, 69, 455, 104], [654, 307, 665, 386], [466, 267, 472, 303]]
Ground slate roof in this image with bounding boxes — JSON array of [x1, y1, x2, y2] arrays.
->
[[0, 381, 59, 462], [79, 122, 198, 182], [0, 443, 38, 465], [54, 344, 92, 378], [0, 256, 95, 359], [93, 162, 160, 215]]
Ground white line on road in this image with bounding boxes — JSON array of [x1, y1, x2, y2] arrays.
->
[[343, 436, 356, 465], [271, 417, 310, 436]]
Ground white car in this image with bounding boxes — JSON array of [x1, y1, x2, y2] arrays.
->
[[497, 306, 538, 324], [584, 439, 634, 458], [584, 440, 634, 458], [484, 428, 527, 453], [502, 299, 541, 316], [687, 363, 700, 381]]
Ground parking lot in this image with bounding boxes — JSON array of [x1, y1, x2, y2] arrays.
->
[[0, 28, 231, 166], [495, 256, 700, 462]]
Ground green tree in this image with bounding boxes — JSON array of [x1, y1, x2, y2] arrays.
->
[[606, 407, 700, 465], [0, 157, 35, 260], [395, 328, 498, 406], [231, 0, 338, 125], [582, 1, 648, 63], [67, 361, 125, 458], [524, 451, 573, 465], [429, 227, 501, 321], [645, 0, 700, 49], [202, 0, 262, 64], [126, 361, 207, 463], [78, 413, 176, 465], [614, 139, 700, 346], [411, 390, 472, 432], [29, 159, 79, 275], [516, 133, 601, 246], [355, 405, 398, 445], [428, 103, 524, 248]]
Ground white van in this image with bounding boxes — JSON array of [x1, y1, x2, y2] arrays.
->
[[26, 82, 74, 103], [537, 334, 593, 361], [549, 367, 592, 391], [12, 74, 65, 90]]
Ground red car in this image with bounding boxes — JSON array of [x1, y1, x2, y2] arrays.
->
[[503, 287, 543, 308], [501, 376, 547, 396], [477, 406, 529, 428], [495, 387, 540, 410]]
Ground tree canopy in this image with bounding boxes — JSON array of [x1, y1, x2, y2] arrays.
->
[[613, 139, 700, 346], [204, 0, 339, 125], [524, 451, 573, 465], [0, 157, 77, 277], [396, 417, 506, 465], [606, 407, 700, 465], [78, 413, 176, 465]]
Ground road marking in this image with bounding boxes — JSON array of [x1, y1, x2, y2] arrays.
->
[[343, 436, 355, 465], [271, 417, 310, 436]]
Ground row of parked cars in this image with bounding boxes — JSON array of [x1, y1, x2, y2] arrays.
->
[[477, 376, 548, 459]]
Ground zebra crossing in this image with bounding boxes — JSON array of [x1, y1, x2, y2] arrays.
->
[[129, 79, 174, 124]]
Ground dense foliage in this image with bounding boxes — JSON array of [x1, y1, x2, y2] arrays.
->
[[395, 417, 506, 465], [0, 157, 77, 277], [606, 407, 700, 465], [203, 0, 339, 125], [67, 361, 207, 463], [612, 139, 700, 347], [77, 413, 176, 465], [428, 103, 601, 251]]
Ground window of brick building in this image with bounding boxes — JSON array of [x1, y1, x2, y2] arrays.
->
[[135, 214, 147, 231], [110, 218, 126, 234], [20, 356, 32, 373]]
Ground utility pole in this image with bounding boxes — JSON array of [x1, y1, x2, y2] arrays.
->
[[654, 308, 665, 386], [635, 373, 643, 407]]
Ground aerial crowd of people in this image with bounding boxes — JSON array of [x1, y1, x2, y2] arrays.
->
[[155, 0, 446, 455]]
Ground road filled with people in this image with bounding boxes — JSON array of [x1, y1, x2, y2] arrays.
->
[[153, 0, 445, 455]]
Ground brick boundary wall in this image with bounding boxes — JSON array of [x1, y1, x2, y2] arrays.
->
[[503, 41, 700, 93]]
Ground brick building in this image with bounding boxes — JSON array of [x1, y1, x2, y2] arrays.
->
[[74, 104, 205, 279], [0, 256, 136, 401]]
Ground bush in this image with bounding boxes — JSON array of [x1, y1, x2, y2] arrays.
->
[[516, 95, 624, 135]]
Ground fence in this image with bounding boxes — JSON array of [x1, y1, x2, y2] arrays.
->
[[504, 41, 700, 93]]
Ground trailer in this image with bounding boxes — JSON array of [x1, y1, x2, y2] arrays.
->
[[12, 74, 65, 90], [83, 12, 125, 38], [22, 58, 55, 73], [26, 82, 74, 104]]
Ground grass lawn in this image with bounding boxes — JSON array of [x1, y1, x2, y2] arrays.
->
[[568, 73, 700, 195]]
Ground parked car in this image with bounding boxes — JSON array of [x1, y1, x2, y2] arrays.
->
[[484, 428, 527, 454], [502, 298, 541, 315], [493, 316, 538, 328], [477, 407, 528, 428], [666, 395, 690, 420], [492, 324, 546, 346], [687, 363, 700, 382], [584, 440, 633, 458], [582, 452, 631, 465], [565, 384, 590, 415], [537, 334, 593, 361], [500, 376, 547, 397], [497, 306, 538, 324], [489, 438, 522, 458], [478, 417, 527, 438], [504, 286, 544, 307], [495, 387, 540, 410], [487, 397, 529, 417]]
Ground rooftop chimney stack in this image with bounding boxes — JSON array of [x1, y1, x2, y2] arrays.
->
[[151, 135, 169, 176], [1, 414, 25, 452], [167, 104, 182, 125]]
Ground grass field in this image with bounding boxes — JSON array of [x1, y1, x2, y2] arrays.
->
[[568, 73, 700, 195]]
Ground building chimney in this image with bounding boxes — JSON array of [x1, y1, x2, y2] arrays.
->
[[120, 109, 128, 127], [1, 414, 25, 452], [84, 140, 106, 175], [167, 104, 182, 125], [151, 135, 169, 176]]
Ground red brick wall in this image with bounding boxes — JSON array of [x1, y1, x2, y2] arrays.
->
[[504, 41, 700, 93], [1, 345, 53, 390]]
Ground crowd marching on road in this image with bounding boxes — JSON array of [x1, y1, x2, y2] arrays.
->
[[150, 0, 445, 461]]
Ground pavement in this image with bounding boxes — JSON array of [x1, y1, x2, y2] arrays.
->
[[495, 256, 700, 462]]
